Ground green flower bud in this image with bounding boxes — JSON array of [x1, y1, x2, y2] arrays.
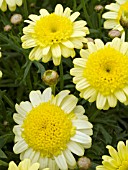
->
[[42, 70, 59, 86]]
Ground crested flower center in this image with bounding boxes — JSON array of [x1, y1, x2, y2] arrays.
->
[[32, 13, 73, 47], [22, 102, 75, 157], [117, 1, 128, 22], [118, 161, 128, 170], [83, 46, 128, 96]]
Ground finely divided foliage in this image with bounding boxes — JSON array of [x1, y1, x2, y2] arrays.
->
[[0, 0, 128, 170]]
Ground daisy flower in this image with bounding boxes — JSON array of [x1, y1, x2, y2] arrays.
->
[[13, 87, 93, 170], [8, 158, 49, 170], [102, 0, 128, 37], [96, 140, 128, 170], [0, 0, 23, 12], [21, 4, 89, 66], [70, 38, 128, 110]]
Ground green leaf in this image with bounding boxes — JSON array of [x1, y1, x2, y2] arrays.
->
[[0, 160, 8, 167], [0, 149, 7, 159], [0, 133, 13, 149]]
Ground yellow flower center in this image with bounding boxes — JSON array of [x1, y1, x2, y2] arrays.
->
[[22, 102, 75, 157], [117, 1, 128, 22], [83, 46, 128, 96], [32, 13, 73, 47], [118, 161, 128, 170]]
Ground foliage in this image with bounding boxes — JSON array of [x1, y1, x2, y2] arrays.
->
[[0, 0, 128, 170]]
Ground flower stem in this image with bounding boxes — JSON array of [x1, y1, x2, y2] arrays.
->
[[59, 61, 64, 90], [125, 28, 128, 41], [51, 84, 56, 95], [3, 94, 14, 109], [81, 0, 93, 28], [98, 13, 102, 38], [23, 0, 28, 18]]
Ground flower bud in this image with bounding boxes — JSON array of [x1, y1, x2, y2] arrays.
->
[[94, 5, 104, 13], [120, 10, 128, 29], [3, 121, 8, 126], [30, 3, 35, 8], [83, 38, 94, 49], [108, 30, 121, 39], [4, 25, 12, 32], [77, 157, 91, 170], [42, 70, 59, 86], [10, 14, 23, 25]]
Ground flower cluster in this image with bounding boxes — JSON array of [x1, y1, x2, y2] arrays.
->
[[1, 1, 128, 170]]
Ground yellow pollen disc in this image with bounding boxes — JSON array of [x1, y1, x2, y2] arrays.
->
[[32, 13, 73, 47], [83, 46, 128, 96], [22, 102, 75, 157], [118, 161, 128, 170], [117, 1, 128, 21]]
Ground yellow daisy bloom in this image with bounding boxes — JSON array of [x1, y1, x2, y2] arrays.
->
[[8, 159, 40, 170], [70, 38, 128, 110], [0, 0, 23, 12], [96, 140, 128, 170], [13, 87, 93, 170], [21, 4, 89, 66], [102, 0, 128, 37]]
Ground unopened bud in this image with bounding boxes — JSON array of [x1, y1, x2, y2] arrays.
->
[[108, 30, 121, 39], [94, 5, 104, 13], [120, 10, 128, 29], [10, 14, 23, 25], [4, 25, 12, 32], [30, 3, 35, 8], [42, 70, 59, 86], [83, 38, 94, 49], [3, 121, 8, 126], [77, 157, 91, 170]]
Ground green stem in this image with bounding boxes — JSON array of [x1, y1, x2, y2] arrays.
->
[[3, 94, 14, 109], [73, 0, 77, 11], [23, 0, 28, 18], [81, 0, 93, 28], [59, 61, 64, 90], [51, 84, 56, 95], [98, 13, 102, 38], [125, 28, 128, 41]]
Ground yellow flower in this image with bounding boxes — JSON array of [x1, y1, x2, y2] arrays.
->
[[13, 87, 93, 170], [70, 38, 128, 110], [96, 141, 128, 170], [102, 0, 128, 38], [0, 0, 22, 12], [8, 159, 40, 170], [21, 4, 89, 66]]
